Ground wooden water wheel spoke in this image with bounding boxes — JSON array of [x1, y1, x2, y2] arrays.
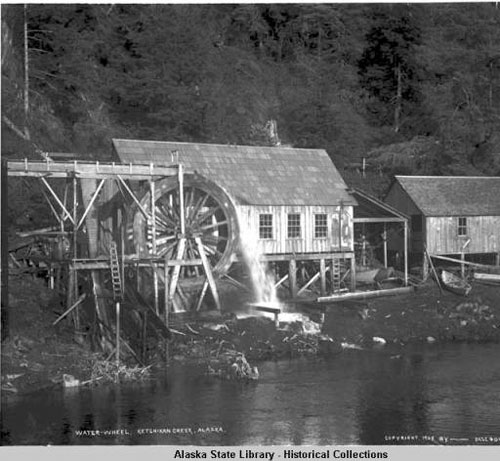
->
[[127, 174, 238, 285], [202, 243, 224, 259], [157, 241, 178, 258], [194, 206, 222, 227], [155, 234, 178, 245], [184, 187, 196, 213], [158, 201, 179, 223], [155, 206, 178, 230], [198, 220, 228, 232], [187, 192, 210, 224], [202, 235, 228, 246]]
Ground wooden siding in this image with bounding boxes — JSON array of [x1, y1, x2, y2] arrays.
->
[[237, 205, 354, 255], [426, 216, 500, 254]]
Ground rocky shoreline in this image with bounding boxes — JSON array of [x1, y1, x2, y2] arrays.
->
[[2, 274, 500, 397]]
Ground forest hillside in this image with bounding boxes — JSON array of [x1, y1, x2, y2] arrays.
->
[[2, 3, 500, 206]]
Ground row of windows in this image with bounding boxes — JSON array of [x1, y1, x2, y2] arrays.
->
[[259, 213, 329, 240]]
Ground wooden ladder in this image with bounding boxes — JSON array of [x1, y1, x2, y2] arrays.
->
[[109, 241, 123, 301], [332, 258, 342, 292]]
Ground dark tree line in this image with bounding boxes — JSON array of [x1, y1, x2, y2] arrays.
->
[[2, 3, 500, 175]]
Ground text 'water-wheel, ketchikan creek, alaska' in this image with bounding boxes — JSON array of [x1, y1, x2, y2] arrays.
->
[[125, 174, 239, 306]]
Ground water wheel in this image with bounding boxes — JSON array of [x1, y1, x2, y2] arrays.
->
[[126, 174, 239, 280]]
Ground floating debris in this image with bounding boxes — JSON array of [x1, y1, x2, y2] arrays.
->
[[63, 374, 80, 388], [372, 336, 387, 346]]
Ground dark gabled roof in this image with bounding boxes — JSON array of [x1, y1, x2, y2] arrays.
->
[[393, 176, 500, 216], [352, 188, 408, 223], [112, 139, 356, 207]]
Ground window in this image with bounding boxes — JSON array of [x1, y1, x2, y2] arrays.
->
[[458, 217, 467, 236], [314, 214, 328, 238], [259, 214, 273, 239], [287, 213, 301, 238]]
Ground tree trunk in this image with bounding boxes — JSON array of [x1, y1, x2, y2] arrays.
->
[[394, 63, 402, 133], [1, 161, 9, 341]]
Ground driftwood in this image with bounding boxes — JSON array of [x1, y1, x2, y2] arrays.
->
[[53, 294, 87, 325]]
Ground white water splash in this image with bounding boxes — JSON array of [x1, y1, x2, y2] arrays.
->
[[239, 227, 279, 307]]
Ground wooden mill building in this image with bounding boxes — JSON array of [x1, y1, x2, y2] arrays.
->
[[112, 139, 358, 298], [385, 176, 500, 271]]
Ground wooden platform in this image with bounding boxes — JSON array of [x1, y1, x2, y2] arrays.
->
[[6, 159, 179, 179]]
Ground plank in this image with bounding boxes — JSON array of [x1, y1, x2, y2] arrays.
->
[[317, 286, 414, 303]]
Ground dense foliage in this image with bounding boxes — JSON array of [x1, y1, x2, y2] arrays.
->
[[2, 3, 500, 177]]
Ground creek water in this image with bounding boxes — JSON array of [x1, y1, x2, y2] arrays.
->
[[2, 342, 500, 446]]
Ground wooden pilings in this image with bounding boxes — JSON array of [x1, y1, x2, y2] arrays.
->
[[289, 259, 297, 297]]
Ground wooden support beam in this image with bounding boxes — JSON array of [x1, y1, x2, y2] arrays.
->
[[168, 238, 186, 307], [179, 164, 185, 235], [195, 278, 209, 311], [274, 273, 289, 289], [350, 256, 356, 292], [164, 255, 170, 362], [403, 221, 408, 287], [232, 252, 355, 263], [116, 175, 150, 220], [222, 274, 251, 292], [76, 179, 105, 230], [40, 177, 74, 224], [320, 259, 327, 296], [425, 247, 443, 294], [428, 254, 498, 268], [142, 311, 148, 364], [195, 236, 221, 310], [115, 301, 121, 367], [383, 224, 388, 268], [289, 259, 297, 298], [297, 270, 321, 296]]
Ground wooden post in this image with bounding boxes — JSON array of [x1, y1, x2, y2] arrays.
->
[[289, 258, 297, 298], [422, 252, 429, 281], [115, 301, 120, 367], [153, 267, 159, 315], [403, 221, 408, 287], [319, 258, 326, 296], [169, 238, 186, 306], [72, 176, 80, 330], [383, 224, 388, 268], [496, 252, 500, 266], [164, 254, 170, 363], [350, 255, 356, 292], [195, 237, 221, 310], [136, 262, 140, 292], [425, 246, 443, 294], [142, 311, 148, 364], [461, 252, 465, 279], [195, 278, 209, 311], [178, 164, 185, 236], [150, 180, 157, 254]]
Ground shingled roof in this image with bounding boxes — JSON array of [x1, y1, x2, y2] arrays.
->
[[393, 176, 500, 216], [112, 139, 356, 207]]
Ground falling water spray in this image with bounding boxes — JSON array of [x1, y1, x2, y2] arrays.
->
[[239, 227, 280, 307]]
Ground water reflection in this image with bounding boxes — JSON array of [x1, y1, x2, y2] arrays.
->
[[2, 343, 500, 445]]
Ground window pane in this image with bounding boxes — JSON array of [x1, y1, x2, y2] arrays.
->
[[287, 213, 301, 238], [259, 214, 273, 239], [314, 214, 328, 238], [458, 217, 467, 236]]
